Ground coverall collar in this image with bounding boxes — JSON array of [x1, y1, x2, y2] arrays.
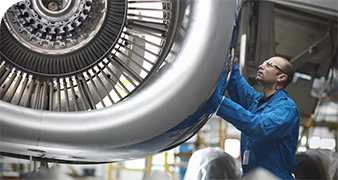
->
[[253, 89, 287, 113]]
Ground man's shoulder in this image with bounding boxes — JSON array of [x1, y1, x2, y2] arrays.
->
[[274, 90, 297, 106]]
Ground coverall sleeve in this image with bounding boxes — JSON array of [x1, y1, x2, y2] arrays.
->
[[227, 62, 260, 109], [217, 97, 299, 141]]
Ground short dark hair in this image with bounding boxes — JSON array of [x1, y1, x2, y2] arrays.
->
[[282, 61, 294, 88]]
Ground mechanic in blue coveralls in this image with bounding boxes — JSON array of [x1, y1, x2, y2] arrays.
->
[[216, 55, 300, 179]]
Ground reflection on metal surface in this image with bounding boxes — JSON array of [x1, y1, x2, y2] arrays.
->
[[0, 0, 240, 163]]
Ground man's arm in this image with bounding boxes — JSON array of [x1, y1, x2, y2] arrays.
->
[[227, 62, 260, 109], [217, 97, 300, 141]]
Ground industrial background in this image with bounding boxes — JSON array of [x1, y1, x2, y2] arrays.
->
[[0, 0, 337, 179]]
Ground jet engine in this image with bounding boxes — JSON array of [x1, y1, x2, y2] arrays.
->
[[0, 0, 239, 163]]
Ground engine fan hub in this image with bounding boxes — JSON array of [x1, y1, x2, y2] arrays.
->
[[39, 0, 71, 14], [1, 0, 126, 76], [4, 0, 102, 54], [43, 0, 68, 12]]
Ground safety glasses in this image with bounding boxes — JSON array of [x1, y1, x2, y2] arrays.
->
[[264, 60, 287, 75]]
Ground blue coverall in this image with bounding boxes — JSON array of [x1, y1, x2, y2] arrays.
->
[[216, 62, 300, 179]]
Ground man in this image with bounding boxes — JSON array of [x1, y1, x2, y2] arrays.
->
[[216, 56, 300, 179]]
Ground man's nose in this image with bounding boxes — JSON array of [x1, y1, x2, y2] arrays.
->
[[259, 64, 264, 69]]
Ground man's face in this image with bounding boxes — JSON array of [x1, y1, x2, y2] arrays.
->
[[256, 58, 285, 86]]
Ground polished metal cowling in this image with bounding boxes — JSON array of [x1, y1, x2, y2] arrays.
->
[[0, 0, 238, 163]]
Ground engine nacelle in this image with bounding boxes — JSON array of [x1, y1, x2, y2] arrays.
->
[[0, 0, 240, 163]]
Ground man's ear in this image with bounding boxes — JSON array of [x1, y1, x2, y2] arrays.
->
[[277, 74, 288, 83]]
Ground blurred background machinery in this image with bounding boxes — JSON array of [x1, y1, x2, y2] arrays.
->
[[236, 0, 338, 153]]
